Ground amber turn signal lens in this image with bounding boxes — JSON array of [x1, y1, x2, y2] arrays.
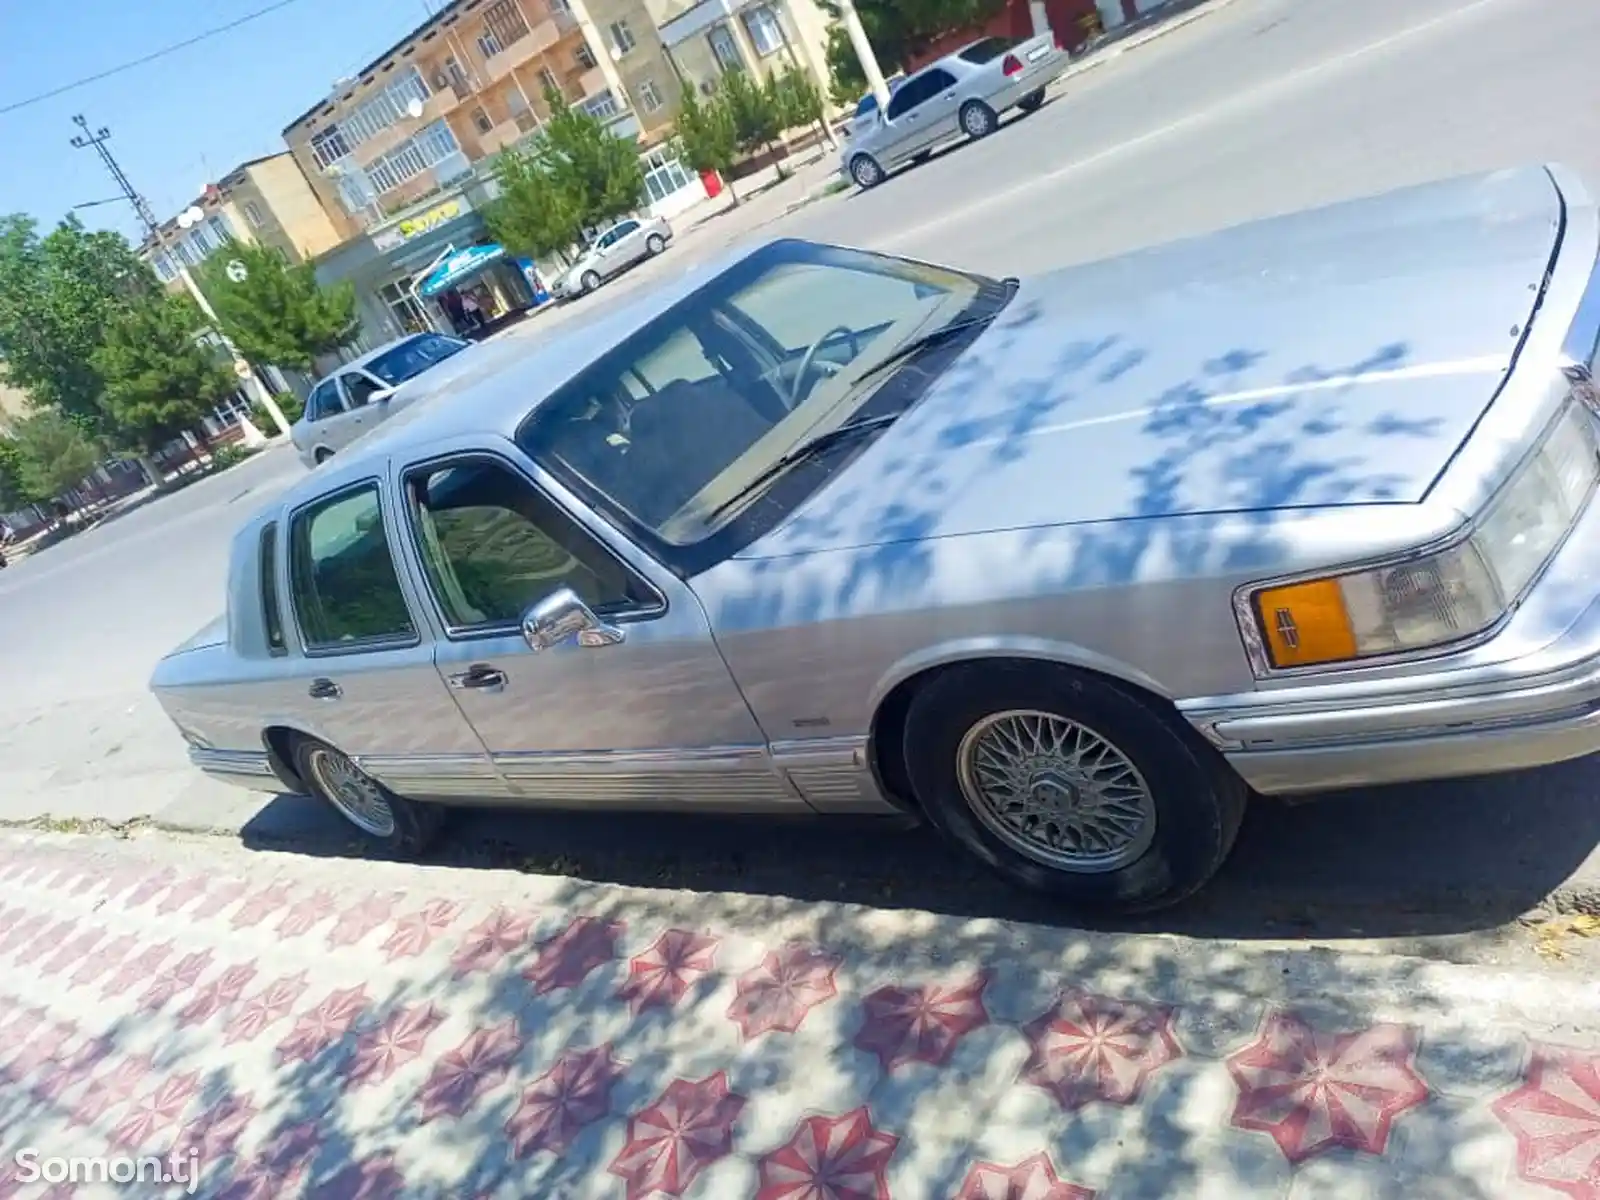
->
[[1254, 579, 1358, 668]]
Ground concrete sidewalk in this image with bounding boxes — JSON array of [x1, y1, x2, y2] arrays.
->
[[0, 828, 1595, 1198]]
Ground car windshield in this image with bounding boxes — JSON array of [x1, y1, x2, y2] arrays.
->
[[365, 334, 469, 385], [518, 241, 987, 549]]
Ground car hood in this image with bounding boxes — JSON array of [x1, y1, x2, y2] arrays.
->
[[748, 167, 1563, 557], [167, 614, 228, 657]]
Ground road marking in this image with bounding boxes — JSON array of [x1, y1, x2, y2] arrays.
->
[[883, 0, 1513, 248]]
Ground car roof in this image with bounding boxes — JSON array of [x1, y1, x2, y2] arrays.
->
[[272, 237, 785, 513]]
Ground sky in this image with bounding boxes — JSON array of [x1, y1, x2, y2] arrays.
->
[[0, 0, 448, 241]]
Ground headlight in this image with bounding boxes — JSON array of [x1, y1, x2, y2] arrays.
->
[[1247, 401, 1600, 670]]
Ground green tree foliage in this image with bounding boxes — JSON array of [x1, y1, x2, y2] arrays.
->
[[488, 92, 646, 256], [9, 408, 101, 503], [92, 293, 238, 456], [0, 215, 154, 437], [195, 241, 360, 373], [671, 84, 741, 204], [772, 65, 827, 133], [0, 435, 27, 509], [720, 69, 783, 160], [821, 0, 1004, 98]]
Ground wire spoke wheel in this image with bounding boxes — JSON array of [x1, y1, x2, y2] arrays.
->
[[956, 709, 1156, 873], [307, 747, 398, 838]]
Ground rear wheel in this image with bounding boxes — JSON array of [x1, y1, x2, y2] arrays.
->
[[291, 736, 445, 857], [313, 447, 334, 466], [901, 662, 1248, 913], [850, 153, 885, 189], [1018, 88, 1046, 113], [581, 270, 601, 292], [960, 99, 999, 139], [646, 233, 666, 255]]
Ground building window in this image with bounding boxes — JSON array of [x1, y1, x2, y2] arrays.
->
[[241, 200, 266, 229], [309, 126, 351, 171], [575, 41, 597, 69], [708, 24, 743, 72], [742, 6, 785, 56], [362, 120, 462, 195], [151, 251, 178, 282], [340, 66, 433, 149], [472, 106, 495, 133], [478, 30, 504, 58], [637, 77, 663, 113], [206, 212, 235, 248], [482, 0, 531, 52], [549, 0, 570, 12], [640, 145, 694, 205], [579, 89, 621, 119], [609, 20, 636, 56], [538, 66, 560, 96], [437, 56, 472, 99]]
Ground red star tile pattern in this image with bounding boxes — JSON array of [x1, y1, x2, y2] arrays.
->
[[507, 1044, 624, 1159], [452, 907, 533, 976], [327, 891, 403, 950], [277, 985, 371, 1065], [618, 929, 720, 1015], [178, 962, 259, 1028], [956, 1153, 1096, 1200], [174, 1091, 258, 1162], [231, 881, 293, 930], [306, 1152, 406, 1199], [1492, 1042, 1600, 1198], [1020, 988, 1184, 1111], [609, 1071, 746, 1199], [853, 969, 992, 1074], [381, 898, 461, 962], [755, 1107, 899, 1200], [155, 874, 211, 916], [16, 918, 75, 966], [139, 949, 215, 1012], [225, 971, 311, 1047], [277, 889, 340, 938], [523, 916, 622, 996], [71, 932, 135, 988], [123, 866, 177, 910], [39, 928, 102, 979], [729, 941, 842, 1041], [417, 1017, 525, 1123], [110, 1070, 201, 1153], [104, 940, 174, 1000], [1225, 1011, 1430, 1164], [347, 1004, 446, 1089]]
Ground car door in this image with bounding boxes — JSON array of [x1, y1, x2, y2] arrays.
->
[[609, 219, 646, 270], [303, 379, 348, 452], [883, 68, 958, 163], [332, 371, 386, 446], [278, 474, 508, 802], [396, 443, 804, 812]]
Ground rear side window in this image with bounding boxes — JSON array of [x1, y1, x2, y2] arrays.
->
[[306, 380, 340, 422], [289, 484, 417, 650], [958, 37, 1015, 64], [260, 523, 285, 656]]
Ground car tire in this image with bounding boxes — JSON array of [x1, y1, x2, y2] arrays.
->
[[960, 99, 999, 139], [582, 270, 601, 292], [1018, 88, 1046, 113], [646, 233, 666, 255], [313, 447, 334, 465], [900, 662, 1248, 913], [850, 153, 885, 189], [291, 736, 446, 857]]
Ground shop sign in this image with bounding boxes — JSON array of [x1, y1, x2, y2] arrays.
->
[[373, 198, 469, 252]]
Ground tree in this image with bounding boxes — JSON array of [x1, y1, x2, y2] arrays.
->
[[771, 65, 830, 148], [9, 408, 101, 507], [719, 69, 783, 162], [671, 85, 741, 205], [195, 241, 360, 374], [486, 141, 587, 262], [0, 435, 26, 511], [821, 0, 1004, 98], [92, 292, 237, 457], [0, 216, 154, 438]]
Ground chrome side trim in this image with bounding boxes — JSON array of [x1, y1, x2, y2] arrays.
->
[[190, 748, 284, 793], [771, 736, 897, 814], [358, 754, 511, 801], [491, 744, 808, 809]]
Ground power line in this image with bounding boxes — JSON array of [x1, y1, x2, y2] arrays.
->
[[0, 0, 308, 117]]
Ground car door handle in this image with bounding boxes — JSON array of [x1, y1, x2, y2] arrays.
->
[[448, 663, 508, 693], [308, 678, 342, 701]]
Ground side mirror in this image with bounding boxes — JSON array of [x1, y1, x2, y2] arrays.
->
[[521, 587, 625, 653], [371, 386, 396, 405]]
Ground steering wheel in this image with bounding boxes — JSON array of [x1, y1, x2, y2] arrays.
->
[[789, 325, 860, 408]]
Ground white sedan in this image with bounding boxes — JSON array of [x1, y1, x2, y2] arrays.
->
[[550, 216, 673, 300]]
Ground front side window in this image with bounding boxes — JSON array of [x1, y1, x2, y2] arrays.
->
[[517, 242, 996, 558], [887, 74, 935, 120], [366, 334, 469, 385], [342, 372, 385, 408], [289, 485, 416, 649], [261, 523, 285, 655], [406, 458, 653, 629]]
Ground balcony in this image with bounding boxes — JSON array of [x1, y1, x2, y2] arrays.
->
[[577, 66, 609, 96], [480, 19, 565, 84], [477, 117, 532, 156], [658, 0, 759, 48]]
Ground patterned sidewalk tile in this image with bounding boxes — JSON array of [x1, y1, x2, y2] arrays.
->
[[0, 832, 1593, 1198]]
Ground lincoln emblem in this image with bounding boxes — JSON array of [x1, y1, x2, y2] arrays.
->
[[1274, 608, 1300, 649]]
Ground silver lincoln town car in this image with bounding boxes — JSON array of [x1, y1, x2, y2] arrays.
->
[[152, 165, 1600, 913]]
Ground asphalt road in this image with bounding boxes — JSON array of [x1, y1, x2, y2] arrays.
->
[[5, 0, 1600, 943]]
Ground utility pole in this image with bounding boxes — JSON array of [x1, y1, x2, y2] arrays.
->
[[69, 115, 292, 439], [834, 0, 891, 113]]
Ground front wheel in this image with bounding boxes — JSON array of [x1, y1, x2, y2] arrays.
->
[[292, 736, 445, 857], [901, 663, 1247, 913], [850, 153, 885, 189], [581, 270, 601, 293], [960, 99, 999, 139]]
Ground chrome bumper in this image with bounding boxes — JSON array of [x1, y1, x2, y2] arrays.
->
[[1181, 495, 1600, 795], [190, 747, 284, 793]]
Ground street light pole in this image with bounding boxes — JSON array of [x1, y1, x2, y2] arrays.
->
[[834, 0, 891, 113], [68, 115, 292, 439]]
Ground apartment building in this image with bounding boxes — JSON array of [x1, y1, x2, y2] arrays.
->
[[654, 0, 836, 104], [279, 0, 705, 343]]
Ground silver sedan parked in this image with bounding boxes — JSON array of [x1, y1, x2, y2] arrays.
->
[[549, 215, 674, 301], [154, 166, 1600, 913], [843, 33, 1068, 190]]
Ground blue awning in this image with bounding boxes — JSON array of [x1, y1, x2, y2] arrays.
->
[[417, 243, 507, 297]]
